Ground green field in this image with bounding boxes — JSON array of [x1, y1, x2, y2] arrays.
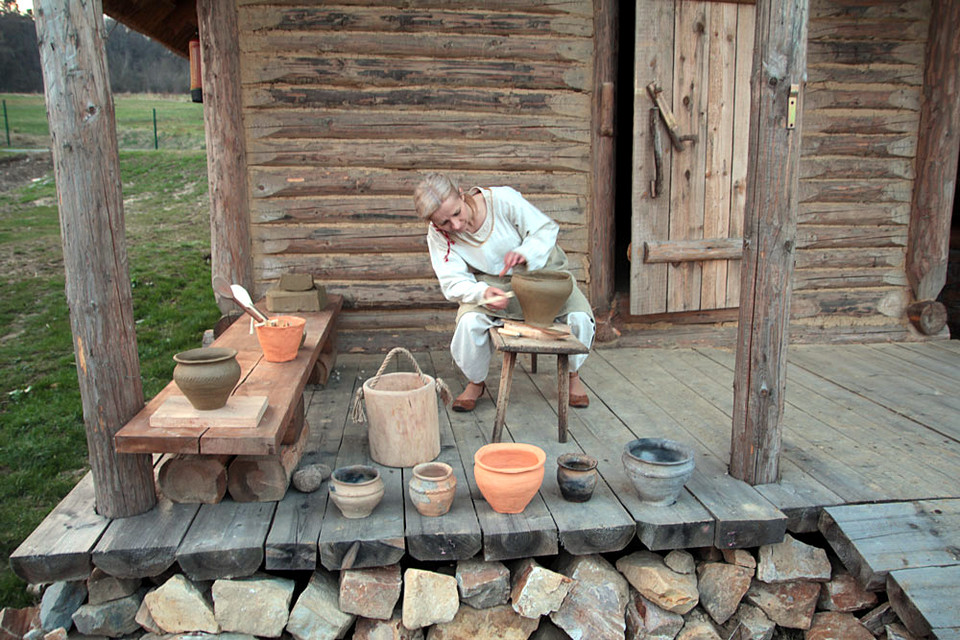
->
[[0, 94, 217, 607], [1, 93, 206, 150]]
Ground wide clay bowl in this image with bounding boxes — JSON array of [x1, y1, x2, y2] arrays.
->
[[622, 438, 695, 507], [511, 270, 573, 327], [474, 443, 546, 514]]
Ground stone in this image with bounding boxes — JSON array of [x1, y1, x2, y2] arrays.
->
[[817, 571, 877, 612], [279, 273, 316, 292], [550, 554, 628, 640], [721, 549, 757, 570], [213, 574, 295, 637], [455, 559, 510, 609], [40, 581, 87, 632], [805, 611, 874, 640], [625, 590, 684, 640], [287, 570, 355, 640], [677, 609, 721, 640], [664, 550, 696, 575], [755, 534, 831, 584], [339, 565, 402, 621], [510, 558, 573, 619], [22, 629, 42, 640], [616, 551, 699, 614], [71, 591, 143, 638], [0, 607, 40, 640], [697, 562, 752, 625], [293, 463, 332, 493], [135, 593, 162, 634], [41, 628, 66, 640], [529, 617, 570, 639], [859, 602, 897, 635], [726, 603, 775, 640], [402, 569, 459, 630], [144, 574, 219, 634], [885, 622, 920, 640], [744, 580, 820, 630], [427, 604, 539, 640], [353, 612, 424, 640], [87, 568, 141, 605]]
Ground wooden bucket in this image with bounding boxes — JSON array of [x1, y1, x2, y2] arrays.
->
[[353, 348, 448, 468]]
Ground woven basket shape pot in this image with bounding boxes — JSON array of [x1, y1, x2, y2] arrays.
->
[[474, 443, 546, 514], [511, 270, 573, 327], [172, 347, 241, 410], [255, 315, 306, 362]]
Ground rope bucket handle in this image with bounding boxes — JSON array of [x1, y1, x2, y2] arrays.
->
[[351, 347, 452, 423]]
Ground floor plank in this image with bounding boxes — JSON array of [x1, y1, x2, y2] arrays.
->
[[887, 566, 960, 639]]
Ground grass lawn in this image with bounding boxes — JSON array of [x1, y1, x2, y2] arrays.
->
[[0, 99, 217, 606]]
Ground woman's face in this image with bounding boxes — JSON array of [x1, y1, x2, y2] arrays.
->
[[430, 193, 474, 233]]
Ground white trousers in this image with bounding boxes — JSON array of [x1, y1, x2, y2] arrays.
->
[[451, 311, 595, 384]]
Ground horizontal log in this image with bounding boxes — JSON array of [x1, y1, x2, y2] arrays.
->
[[808, 0, 928, 21], [241, 31, 592, 63], [249, 194, 586, 225], [799, 179, 912, 204], [807, 19, 928, 41], [793, 268, 907, 291], [800, 156, 914, 180], [244, 86, 590, 118], [247, 139, 591, 173], [802, 109, 920, 135], [906, 300, 948, 336], [245, 109, 590, 144], [790, 287, 907, 319], [802, 133, 917, 158], [796, 247, 904, 269], [804, 85, 920, 111], [238, 0, 593, 18], [807, 63, 922, 86], [157, 454, 231, 504], [240, 5, 592, 36], [797, 224, 907, 250], [643, 238, 743, 263], [243, 55, 589, 91], [807, 40, 924, 67], [798, 202, 910, 226], [339, 307, 456, 331]]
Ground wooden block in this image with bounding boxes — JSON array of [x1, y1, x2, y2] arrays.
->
[[227, 420, 311, 502], [501, 320, 571, 341], [157, 454, 231, 504], [149, 396, 268, 429]]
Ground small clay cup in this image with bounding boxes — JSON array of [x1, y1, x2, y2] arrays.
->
[[556, 453, 598, 502], [408, 461, 457, 517], [329, 465, 385, 518]]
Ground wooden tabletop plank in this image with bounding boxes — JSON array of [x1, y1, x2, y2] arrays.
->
[[9, 473, 109, 584], [491, 326, 589, 355], [176, 499, 276, 581]]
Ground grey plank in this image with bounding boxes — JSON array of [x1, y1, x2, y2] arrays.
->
[[176, 500, 275, 581], [10, 472, 108, 584], [318, 353, 405, 570], [887, 342, 960, 376], [887, 566, 960, 639]]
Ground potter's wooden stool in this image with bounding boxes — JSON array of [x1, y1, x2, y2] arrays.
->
[[490, 326, 589, 444]]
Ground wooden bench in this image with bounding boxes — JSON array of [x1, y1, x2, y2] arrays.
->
[[115, 295, 341, 503]]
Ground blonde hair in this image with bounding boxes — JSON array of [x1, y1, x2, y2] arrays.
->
[[413, 173, 480, 222]]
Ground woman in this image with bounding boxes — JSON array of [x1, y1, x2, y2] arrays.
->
[[413, 173, 595, 411]]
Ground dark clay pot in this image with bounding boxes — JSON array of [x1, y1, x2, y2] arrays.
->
[[511, 270, 573, 327], [556, 453, 598, 502], [622, 438, 695, 507], [172, 347, 241, 410]]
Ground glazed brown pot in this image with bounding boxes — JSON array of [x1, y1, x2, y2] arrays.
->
[[408, 461, 457, 517], [511, 270, 573, 327], [172, 347, 241, 410], [474, 443, 546, 514]]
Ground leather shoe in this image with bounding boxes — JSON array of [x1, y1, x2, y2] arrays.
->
[[569, 373, 589, 408], [452, 382, 486, 412]]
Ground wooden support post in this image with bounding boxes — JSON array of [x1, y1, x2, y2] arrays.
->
[[33, 0, 156, 518], [197, 0, 253, 311], [906, 0, 960, 303], [730, 0, 809, 485]]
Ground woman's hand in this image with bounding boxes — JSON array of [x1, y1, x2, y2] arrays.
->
[[481, 286, 511, 310], [499, 251, 527, 277]]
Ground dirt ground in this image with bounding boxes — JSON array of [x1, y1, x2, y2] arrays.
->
[[0, 153, 54, 192]]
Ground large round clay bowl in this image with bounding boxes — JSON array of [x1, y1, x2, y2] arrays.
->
[[622, 438, 695, 507], [172, 347, 241, 410], [474, 443, 546, 514], [511, 270, 573, 327]]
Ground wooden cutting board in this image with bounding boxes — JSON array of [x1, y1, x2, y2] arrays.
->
[[149, 395, 268, 429]]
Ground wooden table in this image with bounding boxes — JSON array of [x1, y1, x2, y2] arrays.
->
[[490, 326, 589, 444]]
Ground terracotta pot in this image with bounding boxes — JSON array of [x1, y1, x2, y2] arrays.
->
[[511, 270, 573, 327], [622, 438, 695, 506], [329, 465, 385, 519], [556, 453, 598, 503], [255, 315, 306, 363], [474, 443, 546, 514], [408, 462, 457, 517], [172, 347, 241, 410]]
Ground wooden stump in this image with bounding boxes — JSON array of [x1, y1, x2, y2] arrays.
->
[[228, 420, 310, 502], [906, 300, 948, 335], [157, 454, 231, 504]]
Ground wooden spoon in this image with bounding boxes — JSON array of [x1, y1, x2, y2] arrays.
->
[[229, 284, 270, 324], [212, 276, 269, 323]]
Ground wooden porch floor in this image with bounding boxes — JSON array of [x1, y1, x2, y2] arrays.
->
[[12, 341, 960, 624]]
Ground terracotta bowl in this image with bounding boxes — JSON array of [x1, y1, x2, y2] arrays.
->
[[474, 443, 546, 514]]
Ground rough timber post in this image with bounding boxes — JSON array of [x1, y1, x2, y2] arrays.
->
[[905, 1, 960, 305], [34, 0, 156, 517], [197, 0, 253, 311], [730, 0, 809, 485]]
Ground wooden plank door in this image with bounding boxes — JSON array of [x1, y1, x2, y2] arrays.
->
[[631, 0, 755, 315]]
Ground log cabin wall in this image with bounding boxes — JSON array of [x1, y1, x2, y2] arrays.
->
[[235, 0, 595, 351]]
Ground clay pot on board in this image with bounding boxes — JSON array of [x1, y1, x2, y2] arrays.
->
[[511, 270, 573, 327], [172, 347, 241, 410], [622, 438, 695, 507], [255, 315, 306, 363], [329, 465, 385, 519], [408, 462, 457, 517], [474, 443, 546, 514], [556, 453, 599, 503]]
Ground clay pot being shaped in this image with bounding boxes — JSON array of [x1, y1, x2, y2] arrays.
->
[[511, 270, 573, 327], [622, 438, 695, 507], [329, 465, 385, 519], [255, 315, 306, 363], [474, 443, 546, 514], [556, 453, 599, 503], [408, 462, 457, 517], [172, 347, 241, 410]]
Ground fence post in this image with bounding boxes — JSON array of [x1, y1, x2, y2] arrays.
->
[[3, 100, 9, 147], [152, 108, 158, 150]]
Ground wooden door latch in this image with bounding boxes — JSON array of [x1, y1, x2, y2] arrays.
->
[[646, 83, 698, 151]]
